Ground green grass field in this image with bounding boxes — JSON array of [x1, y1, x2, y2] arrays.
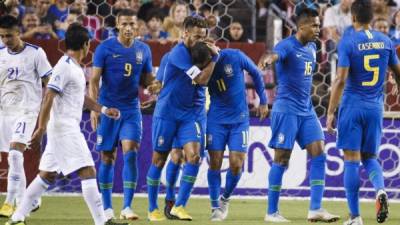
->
[[0, 196, 399, 225]]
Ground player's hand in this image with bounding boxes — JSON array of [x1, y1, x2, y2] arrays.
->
[[147, 80, 162, 95], [260, 55, 275, 70], [326, 113, 336, 134], [90, 111, 100, 131], [141, 98, 156, 109], [206, 42, 220, 56], [28, 128, 45, 150], [256, 104, 269, 121], [104, 108, 120, 120]]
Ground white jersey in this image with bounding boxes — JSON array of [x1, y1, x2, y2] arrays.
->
[[47, 55, 86, 135], [0, 43, 52, 113]]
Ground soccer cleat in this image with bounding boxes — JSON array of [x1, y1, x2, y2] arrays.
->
[[220, 196, 229, 220], [164, 199, 178, 220], [30, 198, 42, 213], [0, 203, 14, 218], [343, 216, 363, 225], [4, 220, 25, 225], [170, 205, 192, 221], [376, 189, 389, 223], [210, 208, 224, 221], [119, 207, 139, 220], [147, 209, 166, 221], [264, 212, 291, 223], [307, 208, 340, 223], [104, 219, 129, 225], [104, 208, 115, 220]]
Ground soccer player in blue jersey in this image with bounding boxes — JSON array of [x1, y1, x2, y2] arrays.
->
[[146, 16, 219, 221], [327, 1, 400, 224], [89, 9, 154, 220], [206, 47, 268, 221], [262, 8, 339, 223]]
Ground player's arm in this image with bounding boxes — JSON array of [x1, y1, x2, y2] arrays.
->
[[327, 67, 349, 133], [84, 95, 120, 119], [240, 51, 269, 120], [192, 43, 220, 85], [259, 53, 279, 70], [89, 66, 102, 131]]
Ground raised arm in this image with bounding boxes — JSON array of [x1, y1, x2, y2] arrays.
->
[[192, 43, 220, 85]]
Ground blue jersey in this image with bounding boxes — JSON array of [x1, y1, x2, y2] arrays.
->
[[338, 29, 399, 109], [272, 35, 317, 116], [154, 44, 205, 121], [207, 49, 267, 124], [93, 38, 153, 110]]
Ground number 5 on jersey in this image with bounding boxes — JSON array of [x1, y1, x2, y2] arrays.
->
[[362, 54, 379, 86], [124, 63, 132, 77]]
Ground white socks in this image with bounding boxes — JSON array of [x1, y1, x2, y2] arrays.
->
[[6, 150, 26, 206], [82, 179, 107, 225], [12, 175, 49, 222]]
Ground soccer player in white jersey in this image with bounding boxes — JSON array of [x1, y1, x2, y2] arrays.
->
[[0, 15, 52, 217], [5, 23, 128, 225]]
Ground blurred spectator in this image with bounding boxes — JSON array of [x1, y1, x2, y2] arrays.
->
[[101, 0, 131, 40], [48, 0, 68, 22], [257, 0, 268, 18], [55, 9, 92, 39], [373, 17, 390, 35], [144, 9, 169, 42], [34, 0, 57, 25], [224, 21, 253, 43], [138, 0, 169, 21], [137, 19, 149, 41], [163, 0, 189, 42], [8, 6, 20, 20], [21, 11, 57, 39], [190, 0, 203, 15], [130, 0, 142, 14], [322, 0, 352, 42], [372, 0, 391, 20], [70, 0, 102, 40], [390, 10, 400, 46]]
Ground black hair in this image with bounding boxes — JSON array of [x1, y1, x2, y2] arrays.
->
[[183, 15, 208, 30], [65, 22, 90, 51], [296, 8, 319, 26], [145, 8, 164, 23], [116, 9, 136, 19], [0, 15, 19, 30], [190, 42, 211, 67], [351, 0, 373, 24]]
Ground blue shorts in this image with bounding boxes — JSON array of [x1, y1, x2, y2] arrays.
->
[[337, 106, 382, 154], [268, 112, 324, 150], [152, 117, 203, 152], [96, 109, 142, 151], [171, 117, 206, 157], [206, 121, 249, 152]]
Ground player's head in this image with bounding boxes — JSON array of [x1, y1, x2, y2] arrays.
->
[[116, 9, 138, 41], [182, 15, 208, 48], [372, 17, 389, 35], [65, 22, 90, 57], [190, 42, 212, 69], [295, 8, 320, 42], [351, 0, 373, 25], [0, 15, 21, 50]]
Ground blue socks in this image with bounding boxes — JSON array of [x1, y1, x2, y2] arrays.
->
[[309, 154, 326, 210], [122, 151, 138, 209], [98, 162, 114, 210], [344, 161, 361, 217], [223, 169, 242, 200], [165, 161, 181, 201], [267, 163, 286, 215], [175, 163, 200, 207], [362, 158, 384, 191], [207, 169, 221, 208], [147, 164, 162, 212]]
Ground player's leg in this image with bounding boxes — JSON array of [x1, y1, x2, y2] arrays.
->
[[96, 114, 121, 219], [171, 120, 203, 221], [360, 109, 387, 223], [337, 107, 364, 225], [265, 112, 297, 222], [147, 117, 176, 221], [164, 147, 183, 219]]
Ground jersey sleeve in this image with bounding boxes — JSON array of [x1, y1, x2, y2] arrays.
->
[[142, 44, 153, 74], [169, 45, 201, 80], [273, 40, 290, 62], [239, 50, 267, 105], [47, 62, 69, 93], [156, 53, 169, 81], [93, 43, 106, 68], [337, 38, 351, 67], [388, 39, 399, 66], [35, 48, 52, 78]]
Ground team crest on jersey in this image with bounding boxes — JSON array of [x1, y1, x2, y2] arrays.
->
[[278, 133, 285, 144], [136, 51, 143, 64], [97, 135, 103, 145], [158, 136, 164, 147], [224, 64, 233, 77]]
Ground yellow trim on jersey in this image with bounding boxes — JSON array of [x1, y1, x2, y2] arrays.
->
[[365, 30, 373, 39]]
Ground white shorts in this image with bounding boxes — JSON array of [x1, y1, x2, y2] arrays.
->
[[0, 110, 38, 152], [39, 131, 94, 176]]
